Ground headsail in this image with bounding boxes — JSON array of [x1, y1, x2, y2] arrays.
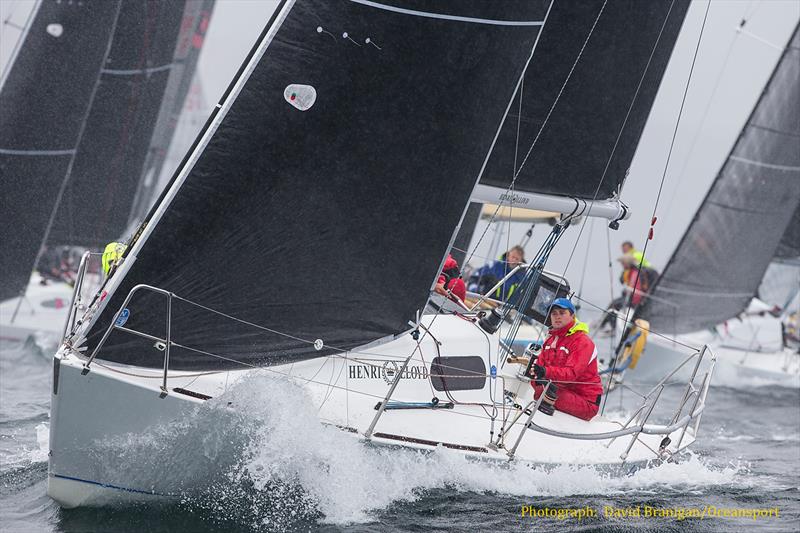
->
[[45, 0, 209, 249], [774, 205, 800, 263], [0, 0, 122, 301], [474, 0, 690, 220], [127, 1, 215, 229], [759, 204, 800, 309], [639, 23, 800, 334], [81, 0, 549, 370]]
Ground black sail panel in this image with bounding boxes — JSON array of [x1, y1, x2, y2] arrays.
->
[[45, 0, 191, 249], [480, 0, 689, 200], [450, 202, 483, 267], [640, 23, 800, 334], [83, 0, 549, 370], [774, 205, 800, 262], [127, 0, 215, 228], [0, 0, 122, 300]]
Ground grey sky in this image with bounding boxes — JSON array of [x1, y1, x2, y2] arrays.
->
[[1, 0, 797, 311]]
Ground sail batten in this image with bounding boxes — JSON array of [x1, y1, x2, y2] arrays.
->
[[639, 22, 800, 334]]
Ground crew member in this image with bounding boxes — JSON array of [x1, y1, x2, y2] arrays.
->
[[467, 245, 526, 301], [621, 241, 652, 269], [530, 298, 603, 421], [434, 254, 466, 302], [102, 241, 127, 277]]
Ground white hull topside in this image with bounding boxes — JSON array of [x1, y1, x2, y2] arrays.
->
[[627, 312, 800, 388], [0, 274, 74, 347], [48, 313, 711, 508]]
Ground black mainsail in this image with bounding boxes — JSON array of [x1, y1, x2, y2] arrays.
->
[[45, 0, 210, 250], [0, 0, 122, 301], [82, 0, 550, 370], [639, 22, 800, 334], [474, 0, 690, 219]]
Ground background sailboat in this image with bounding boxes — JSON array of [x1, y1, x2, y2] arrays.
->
[[633, 22, 800, 386], [0, 0, 214, 345]]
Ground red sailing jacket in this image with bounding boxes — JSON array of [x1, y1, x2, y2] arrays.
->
[[438, 254, 466, 301], [534, 319, 603, 404]]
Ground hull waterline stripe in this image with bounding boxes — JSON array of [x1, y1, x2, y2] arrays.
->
[[0, 148, 76, 156], [51, 473, 167, 497], [372, 431, 488, 453], [349, 0, 544, 26]]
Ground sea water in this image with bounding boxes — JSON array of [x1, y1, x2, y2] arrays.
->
[[1, 339, 798, 532]]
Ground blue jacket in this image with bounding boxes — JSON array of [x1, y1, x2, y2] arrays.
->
[[468, 253, 525, 301]]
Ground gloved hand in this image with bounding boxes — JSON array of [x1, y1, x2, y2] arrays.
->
[[532, 363, 546, 380]]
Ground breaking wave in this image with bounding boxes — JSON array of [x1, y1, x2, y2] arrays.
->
[[169, 374, 751, 530]]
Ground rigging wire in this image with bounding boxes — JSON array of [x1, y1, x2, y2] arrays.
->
[[462, 0, 608, 270], [602, 0, 714, 415], [0, 0, 38, 88], [575, 218, 595, 310], [605, 224, 616, 353], [663, 0, 751, 214], [9, 1, 125, 321], [553, 0, 681, 292]]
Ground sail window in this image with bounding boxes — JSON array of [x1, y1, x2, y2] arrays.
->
[[46, 24, 63, 38], [284, 84, 316, 111]]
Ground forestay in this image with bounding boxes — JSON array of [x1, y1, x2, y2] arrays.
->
[[640, 23, 800, 334], [0, 0, 122, 301], [81, 0, 548, 370], [475, 0, 690, 216]]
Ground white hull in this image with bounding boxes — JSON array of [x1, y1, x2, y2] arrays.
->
[[633, 335, 799, 388], [48, 313, 710, 508], [630, 312, 800, 388], [0, 275, 73, 348]]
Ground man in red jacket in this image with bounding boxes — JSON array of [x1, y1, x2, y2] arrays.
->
[[530, 298, 603, 421], [434, 254, 466, 302]]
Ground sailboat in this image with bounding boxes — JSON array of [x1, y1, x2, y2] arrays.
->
[[47, 0, 713, 508], [0, 0, 214, 346], [628, 22, 800, 387]]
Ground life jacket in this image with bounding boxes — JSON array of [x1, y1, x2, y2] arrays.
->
[[102, 242, 127, 276], [492, 252, 520, 300], [623, 266, 655, 293], [631, 249, 652, 269]]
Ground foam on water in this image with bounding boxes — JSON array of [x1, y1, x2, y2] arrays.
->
[[176, 373, 752, 528]]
